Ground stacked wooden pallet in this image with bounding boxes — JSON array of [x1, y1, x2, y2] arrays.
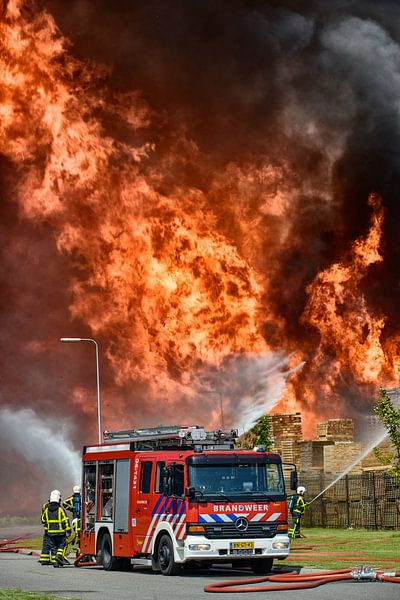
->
[[361, 438, 394, 469], [323, 441, 363, 474], [298, 440, 334, 472], [281, 439, 300, 465], [270, 412, 302, 456], [317, 418, 354, 441]]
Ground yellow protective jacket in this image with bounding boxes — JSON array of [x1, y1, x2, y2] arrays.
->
[[293, 494, 306, 516], [62, 492, 81, 519], [41, 502, 49, 531], [41, 502, 71, 536]]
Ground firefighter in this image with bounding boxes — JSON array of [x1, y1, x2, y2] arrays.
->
[[288, 486, 307, 539], [40, 489, 71, 567], [61, 485, 81, 564]]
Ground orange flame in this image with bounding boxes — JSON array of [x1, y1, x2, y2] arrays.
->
[[280, 193, 395, 436], [0, 1, 398, 439], [0, 1, 282, 429]]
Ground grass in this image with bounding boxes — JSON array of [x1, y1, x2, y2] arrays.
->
[[0, 592, 77, 600], [285, 527, 400, 570], [17, 538, 42, 549]]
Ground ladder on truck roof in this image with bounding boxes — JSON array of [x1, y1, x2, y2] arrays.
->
[[103, 425, 238, 450]]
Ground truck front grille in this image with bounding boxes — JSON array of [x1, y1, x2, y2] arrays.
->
[[203, 522, 280, 539]]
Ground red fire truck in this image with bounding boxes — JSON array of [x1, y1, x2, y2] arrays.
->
[[79, 425, 297, 575]]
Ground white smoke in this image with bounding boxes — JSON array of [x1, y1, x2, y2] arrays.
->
[[0, 407, 80, 495], [196, 352, 303, 433]]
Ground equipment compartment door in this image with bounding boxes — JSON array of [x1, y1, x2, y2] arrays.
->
[[132, 458, 154, 553], [115, 459, 129, 533]]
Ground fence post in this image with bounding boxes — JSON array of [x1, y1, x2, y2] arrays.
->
[[372, 472, 378, 530], [320, 472, 326, 528], [345, 474, 350, 528]]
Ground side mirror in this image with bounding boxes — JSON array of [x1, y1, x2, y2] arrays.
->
[[290, 470, 298, 491], [185, 486, 196, 499]]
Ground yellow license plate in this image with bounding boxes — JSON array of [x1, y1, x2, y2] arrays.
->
[[230, 542, 255, 549]]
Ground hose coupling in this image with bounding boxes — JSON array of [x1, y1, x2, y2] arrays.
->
[[351, 566, 377, 581]]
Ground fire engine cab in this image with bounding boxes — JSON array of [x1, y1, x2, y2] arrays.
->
[[79, 425, 296, 575]]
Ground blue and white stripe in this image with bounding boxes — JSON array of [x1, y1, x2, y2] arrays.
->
[[142, 496, 187, 552]]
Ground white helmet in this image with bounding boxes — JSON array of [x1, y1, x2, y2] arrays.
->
[[50, 489, 61, 503], [73, 485, 81, 494], [297, 486, 306, 495]]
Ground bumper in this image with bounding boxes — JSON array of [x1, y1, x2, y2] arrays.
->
[[175, 534, 290, 563]]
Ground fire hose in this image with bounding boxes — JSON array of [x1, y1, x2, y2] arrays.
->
[[0, 535, 38, 555], [204, 566, 400, 593], [74, 552, 97, 567]]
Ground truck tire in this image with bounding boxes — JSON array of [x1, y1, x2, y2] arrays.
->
[[250, 557, 273, 574], [98, 533, 120, 571], [157, 534, 181, 576]]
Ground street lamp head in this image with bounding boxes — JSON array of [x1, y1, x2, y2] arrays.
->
[[60, 337, 83, 342]]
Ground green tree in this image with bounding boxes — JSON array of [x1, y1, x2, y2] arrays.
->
[[237, 415, 273, 451], [374, 388, 400, 480]]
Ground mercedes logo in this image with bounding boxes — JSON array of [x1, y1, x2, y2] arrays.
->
[[235, 517, 249, 531]]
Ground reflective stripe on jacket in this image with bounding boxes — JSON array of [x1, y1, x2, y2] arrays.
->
[[42, 502, 71, 535], [293, 495, 306, 515], [62, 496, 73, 512], [41, 502, 49, 530], [62, 493, 81, 519]]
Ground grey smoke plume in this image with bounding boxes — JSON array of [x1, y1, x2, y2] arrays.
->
[[0, 407, 80, 504]]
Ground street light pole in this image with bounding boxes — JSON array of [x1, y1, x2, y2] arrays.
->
[[60, 337, 102, 444]]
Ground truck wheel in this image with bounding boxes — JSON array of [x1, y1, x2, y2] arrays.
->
[[250, 558, 273, 574], [98, 534, 120, 571], [157, 534, 181, 576]]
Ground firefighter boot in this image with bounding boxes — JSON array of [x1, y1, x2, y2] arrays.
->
[[54, 554, 64, 567]]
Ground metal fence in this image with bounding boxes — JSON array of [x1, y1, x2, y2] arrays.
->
[[299, 472, 400, 529]]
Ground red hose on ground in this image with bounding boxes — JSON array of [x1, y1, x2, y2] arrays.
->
[[0, 535, 36, 553], [204, 568, 400, 593], [74, 552, 97, 567]]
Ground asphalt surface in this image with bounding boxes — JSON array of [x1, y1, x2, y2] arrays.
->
[[0, 553, 399, 600]]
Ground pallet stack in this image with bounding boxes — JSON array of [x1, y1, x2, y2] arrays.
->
[[297, 440, 334, 473], [270, 412, 302, 457], [316, 418, 354, 441], [361, 438, 394, 470], [323, 441, 363, 474]]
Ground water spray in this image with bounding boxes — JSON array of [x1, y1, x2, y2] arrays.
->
[[307, 429, 388, 506]]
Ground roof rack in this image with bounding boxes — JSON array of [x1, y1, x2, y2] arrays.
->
[[103, 425, 238, 450]]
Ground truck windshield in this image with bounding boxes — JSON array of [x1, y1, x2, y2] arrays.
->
[[188, 462, 284, 499]]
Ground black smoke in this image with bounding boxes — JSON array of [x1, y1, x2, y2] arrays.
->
[[1, 0, 399, 515]]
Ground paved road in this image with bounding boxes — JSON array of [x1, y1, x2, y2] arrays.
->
[[0, 553, 399, 600]]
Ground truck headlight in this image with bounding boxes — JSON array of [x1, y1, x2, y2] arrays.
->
[[272, 541, 290, 549], [188, 544, 211, 551]]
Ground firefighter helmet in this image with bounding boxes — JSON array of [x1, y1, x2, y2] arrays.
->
[[73, 485, 81, 494], [297, 486, 306, 495], [50, 489, 61, 503]]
